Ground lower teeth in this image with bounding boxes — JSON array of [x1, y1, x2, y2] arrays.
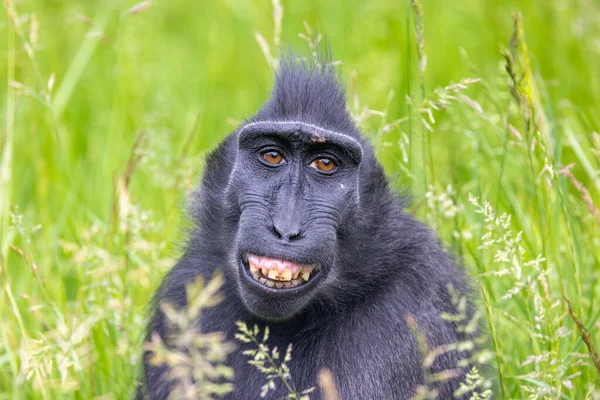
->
[[250, 271, 305, 288]]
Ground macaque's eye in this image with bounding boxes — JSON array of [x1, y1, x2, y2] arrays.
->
[[260, 150, 286, 165], [311, 157, 337, 173]]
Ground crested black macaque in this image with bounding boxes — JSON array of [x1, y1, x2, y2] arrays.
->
[[137, 57, 476, 399]]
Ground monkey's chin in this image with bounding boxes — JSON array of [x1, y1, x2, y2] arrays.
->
[[237, 257, 323, 320]]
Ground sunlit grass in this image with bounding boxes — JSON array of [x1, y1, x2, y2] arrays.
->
[[1, 0, 600, 398]]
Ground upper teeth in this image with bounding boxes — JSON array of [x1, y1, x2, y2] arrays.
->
[[247, 254, 316, 288]]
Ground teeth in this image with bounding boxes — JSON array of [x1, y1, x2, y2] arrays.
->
[[280, 269, 292, 281], [300, 266, 312, 281], [274, 260, 285, 273], [247, 254, 316, 288]]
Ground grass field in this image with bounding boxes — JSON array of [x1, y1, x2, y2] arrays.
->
[[2, 0, 600, 398]]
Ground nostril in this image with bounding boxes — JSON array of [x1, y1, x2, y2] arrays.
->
[[288, 231, 302, 241], [270, 225, 283, 240], [270, 224, 302, 241]]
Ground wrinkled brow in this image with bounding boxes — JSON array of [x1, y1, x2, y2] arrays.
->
[[237, 120, 363, 164]]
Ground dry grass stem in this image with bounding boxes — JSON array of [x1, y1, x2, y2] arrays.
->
[[564, 296, 600, 376]]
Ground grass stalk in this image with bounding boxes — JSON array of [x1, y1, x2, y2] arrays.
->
[[480, 284, 506, 399]]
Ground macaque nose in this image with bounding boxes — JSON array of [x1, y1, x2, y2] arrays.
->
[[271, 218, 303, 241]]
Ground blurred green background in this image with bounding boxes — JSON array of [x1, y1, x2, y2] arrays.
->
[[1, 0, 599, 398]]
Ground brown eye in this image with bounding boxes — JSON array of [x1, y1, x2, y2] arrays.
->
[[311, 157, 336, 173], [261, 150, 285, 165]]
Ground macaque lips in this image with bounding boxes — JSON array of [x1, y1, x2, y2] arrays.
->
[[246, 253, 316, 289]]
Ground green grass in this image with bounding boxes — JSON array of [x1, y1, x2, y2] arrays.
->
[[1, 0, 600, 398]]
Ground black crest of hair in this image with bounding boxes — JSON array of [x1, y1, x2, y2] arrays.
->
[[252, 55, 361, 138], [136, 54, 480, 400]]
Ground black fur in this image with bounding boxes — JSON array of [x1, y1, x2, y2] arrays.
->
[[136, 58, 475, 399]]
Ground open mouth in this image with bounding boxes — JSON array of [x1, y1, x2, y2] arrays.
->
[[243, 253, 318, 289]]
